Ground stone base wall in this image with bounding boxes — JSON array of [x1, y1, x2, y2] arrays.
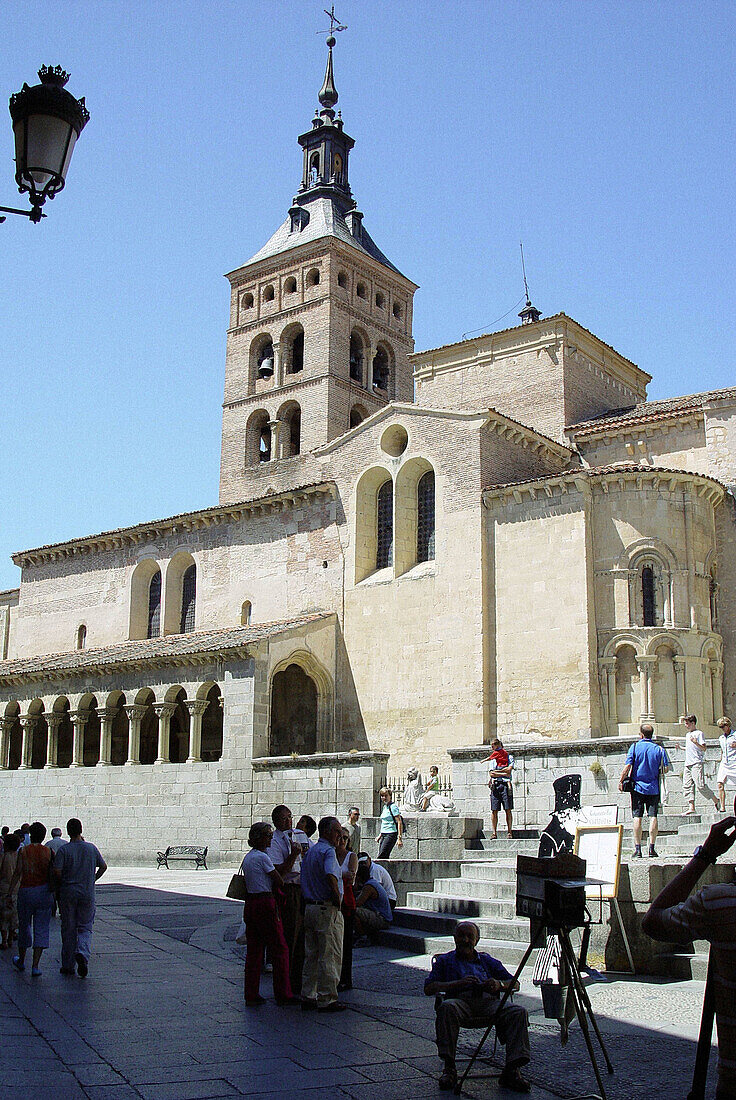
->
[[250, 751, 389, 824], [360, 814, 482, 861], [0, 762, 225, 866], [450, 738, 707, 825]]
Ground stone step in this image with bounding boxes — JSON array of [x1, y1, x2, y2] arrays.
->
[[460, 862, 518, 883], [406, 891, 517, 921], [398, 901, 530, 941], [379, 922, 531, 965], [467, 838, 541, 853], [432, 877, 516, 900]]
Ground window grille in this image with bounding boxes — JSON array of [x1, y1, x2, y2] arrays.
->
[[180, 565, 196, 634], [376, 480, 393, 569], [417, 470, 436, 562], [147, 571, 161, 639], [642, 565, 655, 626]]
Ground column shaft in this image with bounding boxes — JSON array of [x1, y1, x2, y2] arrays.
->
[[185, 700, 208, 763], [70, 713, 87, 767], [45, 715, 63, 768], [19, 715, 34, 769]]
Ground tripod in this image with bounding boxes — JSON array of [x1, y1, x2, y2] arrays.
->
[[455, 919, 614, 1098]]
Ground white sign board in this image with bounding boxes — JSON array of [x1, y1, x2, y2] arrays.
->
[[574, 824, 623, 900], [578, 805, 618, 826]]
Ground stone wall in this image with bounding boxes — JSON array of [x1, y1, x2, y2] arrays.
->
[[250, 751, 389, 824]]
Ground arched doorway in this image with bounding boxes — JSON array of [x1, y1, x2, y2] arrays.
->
[[270, 664, 319, 756]]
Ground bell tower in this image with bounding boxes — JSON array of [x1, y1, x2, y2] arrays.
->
[[219, 35, 418, 505]]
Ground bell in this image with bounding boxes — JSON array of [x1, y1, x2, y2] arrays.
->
[[258, 356, 274, 379]]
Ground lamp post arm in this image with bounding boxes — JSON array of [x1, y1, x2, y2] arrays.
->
[[0, 203, 46, 223]]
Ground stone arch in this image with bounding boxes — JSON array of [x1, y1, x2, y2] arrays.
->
[[349, 327, 369, 384], [615, 644, 639, 726], [164, 551, 197, 635], [277, 399, 301, 457], [306, 267, 320, 289], [135, 687, 158, 766], [246, 407, 272, 466], [625, 543, 677, 628], [105, 690, 128, 766], [602, 634, 645, 659], [644, 633, 684, 657], [354, 466, 393, 583], [28, 699, 47, 770], [349, 403, 368, 429], [372, 340, 394, 395], [280, 321, 304, 375], [78, 692, 100, 767], [394, 457, 435, 575], [618, 537, 680, 573], [269, 652, 333, 757], [250, 332, 274, 387], [283, 275, 297, 295], [201, 683, 223, 761], [129, 558, 163, 641]]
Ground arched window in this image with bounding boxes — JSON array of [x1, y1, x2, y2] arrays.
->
[[270, 665, 318, 756], [309, 153, 319, 184], [349, 331, 364, 382], [284, 276, 297, 294], [76, 624, 87, 650], [147, 570, 161, 638], [286, 407, 300, 455], [372, 346, 390, 391], [257, 340, 274, 379], [642, 565, 656, 627], [242, 291, 254, 309], [241, 600, 252, 626], [284, 326, 304, 374], [393, 302, 403, 320], [376, 480, 393, 570], [417, 471, 436, 562], [306, 268, 320, 288], [356, 281, 367, 299], [278, 402, 301, 457], [263, 284, 275, 303], [180, 564, 196, 633], [350, 405, 367, 429], [337, 271, 348, 289], [375, 291, 385, 309], [259, 422, 272, 462], [246, 409, 272, 466]]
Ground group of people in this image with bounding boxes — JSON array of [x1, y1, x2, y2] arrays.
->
[[0, 818, 106, 978], [620, 715, 736, 858], [237, 803, 397, 1010]]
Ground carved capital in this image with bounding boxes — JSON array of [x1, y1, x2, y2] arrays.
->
[[123, 704, 148, 724], [185, 700, 210, 718]]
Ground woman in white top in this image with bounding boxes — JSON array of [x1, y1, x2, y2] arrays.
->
[[716, 717, 736, 812], [239, 821, 297, 1007]]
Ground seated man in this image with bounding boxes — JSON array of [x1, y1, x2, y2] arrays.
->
[[424, 921, 530, 1093], [353, 862, 393, 936], [357, 852, 397, 909]]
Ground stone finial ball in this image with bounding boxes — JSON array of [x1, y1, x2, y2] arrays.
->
[[327, 35, 336, 47]]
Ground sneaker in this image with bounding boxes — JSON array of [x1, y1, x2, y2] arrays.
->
[[439, 1066, 458, 1091], [499, 1066, 531, 1093], [631, 847, 643, 859], [648, 845, 658, 858], [11, 956, 24, 972], [75, 952, 88, 978]]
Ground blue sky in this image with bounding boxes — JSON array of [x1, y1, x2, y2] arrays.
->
[[1, 1, 734, 591]]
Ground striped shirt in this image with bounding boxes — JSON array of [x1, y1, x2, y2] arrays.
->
[[657, 883, 736, 1090]]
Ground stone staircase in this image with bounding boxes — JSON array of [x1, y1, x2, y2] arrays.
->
[[377, 812, 735, 978]]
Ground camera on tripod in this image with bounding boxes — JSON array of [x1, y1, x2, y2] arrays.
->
[[515, 852, 587, 931]]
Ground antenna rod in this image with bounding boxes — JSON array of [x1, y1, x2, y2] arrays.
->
[[520, 241, 530, 302]]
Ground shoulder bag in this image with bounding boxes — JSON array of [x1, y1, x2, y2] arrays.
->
[[622, 744, 638, 794], [226, 869, 249, 901], [387, 803, 408, 836]]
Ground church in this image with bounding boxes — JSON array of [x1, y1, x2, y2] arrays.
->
[[1, 41, 734, 860]]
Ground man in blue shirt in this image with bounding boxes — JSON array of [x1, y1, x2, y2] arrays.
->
[[353, 861, 393, 935], [299, 815, 345, 1012], [425, 921, 530, 1092], [619, 723, 671, 858]]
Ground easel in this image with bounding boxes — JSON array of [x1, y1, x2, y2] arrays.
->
[[455, 916, 614, 1099], [687, 950, 715, 1100]]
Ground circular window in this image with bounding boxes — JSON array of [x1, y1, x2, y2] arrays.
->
[[263, 284, 275, 302], [380, 424, 408, 457]]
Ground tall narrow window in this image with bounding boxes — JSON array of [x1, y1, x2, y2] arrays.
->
[[710, 568, 718, 631], [417, 470, 436, 562], [350, 332, 363, 382], [147, 570, 161, 639], [76, 625, 87, 650], [259, 422, 271, 462], [642, 565, 655, 627], [180, 564, 196, 633], [376, 480, 393, 570]]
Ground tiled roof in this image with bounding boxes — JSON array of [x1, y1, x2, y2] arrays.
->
[[238, 196, 406, 278], [482, 463, 725, 496], [0, 613, 333, 684], [410, 312, 644, 373], [567, 387, 736, 436]]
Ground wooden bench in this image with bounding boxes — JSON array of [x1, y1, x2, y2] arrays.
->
[[156, 845, 208, 870]]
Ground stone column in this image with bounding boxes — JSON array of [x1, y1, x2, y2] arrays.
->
[[599, 657, 618, 726], [673, 656, 688, 718], [70, 712, 87, 767], [154, 702, 177, 764], [0, 718, 12, 769], [273, 341, 283, 387], [45, 713, 63, 769], [18, 714, 35, 769], [97, 708, 116, 766], [712, 661, 725, 723], [636, 656, 656, 721], [185, 699, 209, 763], [267, 419, 281, 462], [124, 704, 147, 766]]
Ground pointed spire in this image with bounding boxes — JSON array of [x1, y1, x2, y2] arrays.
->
[[319, 36, 339, 110]]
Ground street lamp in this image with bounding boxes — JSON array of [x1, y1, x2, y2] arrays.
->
[[2, 65, 89, 224]]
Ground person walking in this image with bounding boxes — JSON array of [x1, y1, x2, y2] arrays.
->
[[619, 724, 671, 858], [376, 788, 403, 859], [51, 818, 107, 977], [11, 822, 53, 976], [483, 739, 515, 839], [300, 816, 345, 1012], [345, 808, 361, 853], [716, 717, 736, 812], [45, 827, 66, 919], [681, 714, 719, 814], [0, 832, 21, 950], [240, 821, 296, 1007]]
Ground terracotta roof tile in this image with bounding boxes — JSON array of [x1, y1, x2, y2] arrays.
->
[[567, 387, 736, 436]]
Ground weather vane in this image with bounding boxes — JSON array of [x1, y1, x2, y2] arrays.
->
[[317, 5, 347, 37]]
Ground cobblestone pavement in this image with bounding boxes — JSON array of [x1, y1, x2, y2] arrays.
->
[[0, 867, 719, 1099]]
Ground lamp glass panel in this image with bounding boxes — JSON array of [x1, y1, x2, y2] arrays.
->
[[23, 114, 74, 183]]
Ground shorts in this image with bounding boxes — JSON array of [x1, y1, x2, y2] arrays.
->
[[631, 792, 659, 818], [716, 763, 736, 788], [490, 782, 513, 811]]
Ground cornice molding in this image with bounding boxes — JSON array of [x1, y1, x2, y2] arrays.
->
[[483, 466, 725, 509]]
